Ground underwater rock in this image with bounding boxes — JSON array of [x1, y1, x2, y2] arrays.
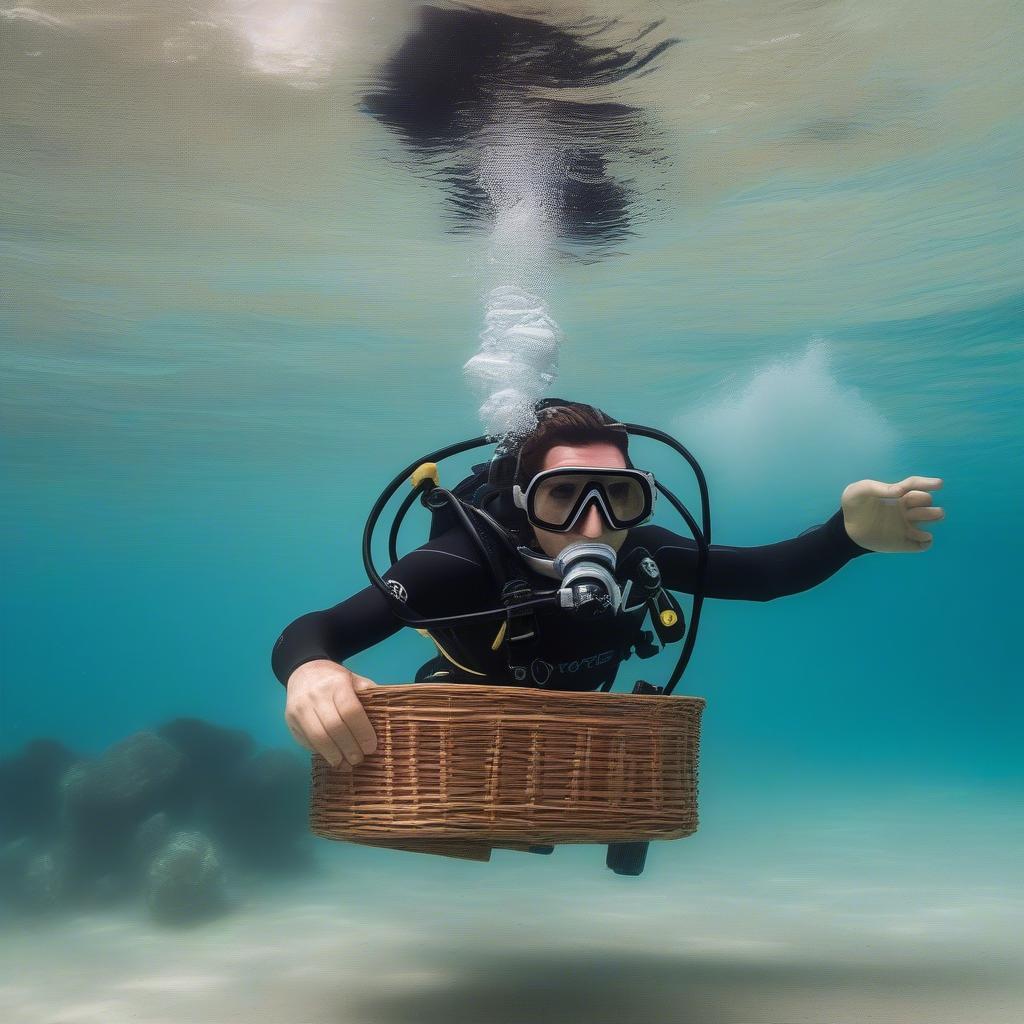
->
[[21, 846, 70, 910], [158, 716, 253, 768], [0, 836, 35, 903], [0, 835, 35, 872], [94, 810, 177, 900], [3, 723, 316, 918], [62, 732, 184, 818], [156, 717, 254, 812], [211, 749, 312, 870], [146, 831, 228, 926], [60, 731, 185, 879], [0, 738, 78, 841], [132, 811, 172, 867], [0, 837, 77, 911], [91, 870, 131, 905]]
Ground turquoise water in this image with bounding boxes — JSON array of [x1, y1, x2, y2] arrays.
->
[[2, 2, 1023, 1021]]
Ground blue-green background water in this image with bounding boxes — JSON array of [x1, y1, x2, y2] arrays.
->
[[2, 2, 1022, 1021]]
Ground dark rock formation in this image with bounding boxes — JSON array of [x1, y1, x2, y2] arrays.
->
[[146, 831, 228, 926], [21, 845, 71, 909], [60, 731, 185, 886], [156, 717, 254, 814], [0, 738, 78, 841], [0, 720, 315, 923], [132, 811, 172, 868], [210, 748, 312, 871]]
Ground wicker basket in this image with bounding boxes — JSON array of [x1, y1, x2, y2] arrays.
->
[[310, 683, 706, 859]]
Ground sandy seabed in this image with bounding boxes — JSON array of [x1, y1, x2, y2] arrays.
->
[[2, 790, 1022, 1024]]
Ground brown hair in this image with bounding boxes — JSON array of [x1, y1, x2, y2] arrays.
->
[[513, 401, 632, 487]]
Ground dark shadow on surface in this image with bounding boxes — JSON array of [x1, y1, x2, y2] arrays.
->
[[340, 947, 1017, 1024], [361, 5, 678, 248]]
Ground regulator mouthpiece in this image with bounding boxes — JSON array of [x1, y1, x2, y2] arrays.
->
[[553, 542, 622, 618]]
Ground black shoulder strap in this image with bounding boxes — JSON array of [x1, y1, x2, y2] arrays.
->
[[458, 505, 548, 685]]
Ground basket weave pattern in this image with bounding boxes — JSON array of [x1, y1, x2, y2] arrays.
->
[[310, 683, 706, 848]]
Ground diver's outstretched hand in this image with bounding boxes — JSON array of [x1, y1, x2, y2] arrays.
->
[[841, 476, 945, 553], [284, 660, 378, 769]]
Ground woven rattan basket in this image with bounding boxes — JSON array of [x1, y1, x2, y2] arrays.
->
[[310, 683, 706, 860]]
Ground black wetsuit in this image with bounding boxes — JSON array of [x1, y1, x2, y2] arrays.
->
[[271, 508, 870, 693]]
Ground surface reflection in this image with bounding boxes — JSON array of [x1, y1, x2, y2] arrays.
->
[[361, 5, 678, 245]]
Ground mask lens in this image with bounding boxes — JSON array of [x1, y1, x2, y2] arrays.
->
[[604, 474, 647, 522], [534, 476, 586, 528], [529, 471, 651, 530]]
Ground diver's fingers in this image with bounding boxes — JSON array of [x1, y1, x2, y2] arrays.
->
[[350, 674, 379, 695], [900, 489, 935, 509], [318, 695, 365, 767], [300, 705, 350, 769], [333, 684, 378, 757], [316, 700, 365, 768], [905, 525, 936, 545], [891, 476, 943, 497], [906, 506, 945, 522]]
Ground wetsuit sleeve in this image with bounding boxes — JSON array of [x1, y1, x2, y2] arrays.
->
[[637, 508, 872, 601], [270, 529, 492, 686], [270, 584, 404, 686]]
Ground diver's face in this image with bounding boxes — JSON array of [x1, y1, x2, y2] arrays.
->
[[531, 442, 630, 559]]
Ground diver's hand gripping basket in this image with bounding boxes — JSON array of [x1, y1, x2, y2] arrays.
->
[[310, 682, 706, 864]]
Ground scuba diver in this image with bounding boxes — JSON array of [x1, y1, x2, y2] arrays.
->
[[271, 399, 944, 776]]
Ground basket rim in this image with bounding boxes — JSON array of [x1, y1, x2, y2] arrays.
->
[[365, 682, 707, 705]]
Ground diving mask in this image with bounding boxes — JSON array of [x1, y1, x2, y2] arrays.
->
[[512, 467, 657, 534]]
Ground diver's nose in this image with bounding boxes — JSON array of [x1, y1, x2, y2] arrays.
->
[[579, 503, 606, 538]]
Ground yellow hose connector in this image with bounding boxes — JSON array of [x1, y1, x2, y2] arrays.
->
[[491, 620, 508, 651], [660, 609, 678, 628], [410, 462, 440, 489]]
